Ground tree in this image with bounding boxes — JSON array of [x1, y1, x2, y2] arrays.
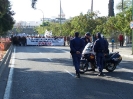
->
[[0, 0, 9, 18], [116, 0, 131, 11], [108, 0, 115, 16], [0, 0, 15, 35]]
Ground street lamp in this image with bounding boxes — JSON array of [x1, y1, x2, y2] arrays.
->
[[36, 9, 44, 31]]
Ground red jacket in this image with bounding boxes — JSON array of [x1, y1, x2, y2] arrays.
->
[[119, 35, 124, 41]]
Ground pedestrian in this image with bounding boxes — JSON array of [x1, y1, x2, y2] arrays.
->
[[70, 32, 84, 78], [81, 32, 93, 72], [64, 36, 66, 46], [93, 32, 105, 76], [67, 36, 70, 46], [118, 34, 124, 47]]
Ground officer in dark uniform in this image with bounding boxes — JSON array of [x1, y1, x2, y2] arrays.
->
[[93, 33, 105, 76], [70, 32, 84, 78], [103, 36, 109, 54], [82, 32, 92, 47]]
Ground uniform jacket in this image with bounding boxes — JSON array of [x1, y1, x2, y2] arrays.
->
[[70, 37, 84, 54], [93, 38, 105, 53]]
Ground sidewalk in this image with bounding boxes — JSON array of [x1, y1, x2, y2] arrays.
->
[[0, 45, 13, 77], [109, 45, 133, 59]]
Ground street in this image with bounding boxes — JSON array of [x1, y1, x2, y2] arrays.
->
[[0, 46, 133, 99]]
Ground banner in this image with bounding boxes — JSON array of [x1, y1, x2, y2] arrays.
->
[[26, 38, 64, 46]]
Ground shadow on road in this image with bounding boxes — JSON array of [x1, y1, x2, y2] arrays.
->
[[9, 66, 133, 99], [15, 46, 70, 53]]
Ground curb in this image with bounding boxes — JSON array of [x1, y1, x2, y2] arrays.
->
[[0, 44, 13, 77]]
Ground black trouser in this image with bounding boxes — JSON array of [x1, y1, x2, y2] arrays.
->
[[120, 41, 123, 46]]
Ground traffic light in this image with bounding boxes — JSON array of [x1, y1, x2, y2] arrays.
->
[[31, 0, 37, 9]]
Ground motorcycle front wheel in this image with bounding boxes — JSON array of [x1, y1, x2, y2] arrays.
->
[[105, 63, 116, 72], [80, 63, 89, 72]]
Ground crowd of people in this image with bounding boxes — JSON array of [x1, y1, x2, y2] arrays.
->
[[10, 35, 27, 46], [10, 35, 66, 46], [70, 32, 109, 78]]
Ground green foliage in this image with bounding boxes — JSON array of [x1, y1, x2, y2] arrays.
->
[[35, 6, 132, 38], [0, 0, 15, 35], [116, 0, 131, 11]]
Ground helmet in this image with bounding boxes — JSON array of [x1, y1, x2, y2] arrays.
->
[[101, 34, 104, 38], [96, 32, 104, 38]]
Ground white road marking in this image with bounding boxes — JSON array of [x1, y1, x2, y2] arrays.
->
[[117, 66, 133, 73], [65, 69, 75, 77], [47, 58, 52, 61], [3, 47, 16, 99]]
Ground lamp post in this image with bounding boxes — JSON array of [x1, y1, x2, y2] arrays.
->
[[37, 9, 44, 31], [132, 0, 133, 55]]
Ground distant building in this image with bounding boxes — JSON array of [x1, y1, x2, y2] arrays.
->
[[12, 21, 42, 35], [11, 4, 68, 35]]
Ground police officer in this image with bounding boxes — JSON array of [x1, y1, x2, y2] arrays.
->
[[70, 32, 84, 78], [93, 32, 105, 76], [82, 32, 92, 47], [103, 36, 109, 54]]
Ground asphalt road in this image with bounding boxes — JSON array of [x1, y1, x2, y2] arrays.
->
[[0, 46, 133, 99]]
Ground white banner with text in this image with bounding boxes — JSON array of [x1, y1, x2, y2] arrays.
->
[[26, 38, 64, 46]]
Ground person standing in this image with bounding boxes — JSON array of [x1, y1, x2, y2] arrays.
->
[[118, 34, 124, 47], [67, 36, 70, 46], [93, 33, 105, 76], [70, 32, 84, 78]]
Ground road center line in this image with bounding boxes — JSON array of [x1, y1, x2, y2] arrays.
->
[[65, 69, 75, 77], [3, 47, 16, 99]]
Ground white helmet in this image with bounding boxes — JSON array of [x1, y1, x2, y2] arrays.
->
[[101, 34, 104, 38]]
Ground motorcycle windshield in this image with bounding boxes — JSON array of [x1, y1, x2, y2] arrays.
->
[[82, 43, 94, 54]]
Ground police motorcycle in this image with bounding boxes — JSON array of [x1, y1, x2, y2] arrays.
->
[[80, 43, 122, 72]]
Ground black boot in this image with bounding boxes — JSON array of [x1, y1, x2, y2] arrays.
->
[[76, 72, 80, 78], [97, 72, 104, 76]]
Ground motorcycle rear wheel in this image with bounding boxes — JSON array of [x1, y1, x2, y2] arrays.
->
[[105, 63, 116, 72]]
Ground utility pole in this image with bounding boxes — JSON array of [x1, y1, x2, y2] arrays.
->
[[91, 0, 93, 13], [60, 0, 62, 36], [38, 9, 44, 31]]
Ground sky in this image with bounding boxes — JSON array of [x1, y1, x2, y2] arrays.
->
[[10, 0, 121, 22]]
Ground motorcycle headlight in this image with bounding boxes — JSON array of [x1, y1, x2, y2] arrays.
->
[[90, 55, 95, 59]]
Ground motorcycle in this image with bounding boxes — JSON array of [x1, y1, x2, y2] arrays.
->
[[80, 43, 122, 72]]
